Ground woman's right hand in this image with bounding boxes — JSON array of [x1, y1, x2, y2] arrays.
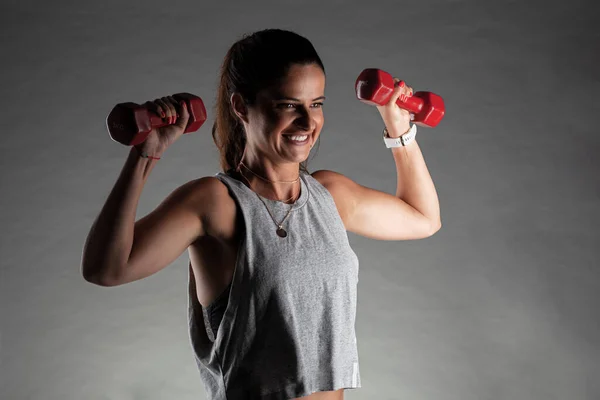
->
[[134, 95, 190, 158]]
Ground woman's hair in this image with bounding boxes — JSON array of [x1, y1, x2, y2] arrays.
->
[[212, 29, 325, 174]]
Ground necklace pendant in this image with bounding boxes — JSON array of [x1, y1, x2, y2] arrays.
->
[[276, 227, 287, 238]]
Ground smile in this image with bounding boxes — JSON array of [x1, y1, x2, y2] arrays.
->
[[284, 135, 310, 145]]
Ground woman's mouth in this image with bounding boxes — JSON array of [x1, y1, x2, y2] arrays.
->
[[284, 134, 310, 146]]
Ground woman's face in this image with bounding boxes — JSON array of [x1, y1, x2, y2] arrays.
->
[[241, 63, 326, 164]]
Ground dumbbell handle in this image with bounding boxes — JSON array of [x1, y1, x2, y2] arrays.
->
[[146, 110, 186, 131], [139, 97, 201, 133], [395, 91, 424, 113]]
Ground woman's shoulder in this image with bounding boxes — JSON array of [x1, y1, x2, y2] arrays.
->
[[177, 174, 234, 210], [171, 175, 226, 200], [175, 174, 237, 239]]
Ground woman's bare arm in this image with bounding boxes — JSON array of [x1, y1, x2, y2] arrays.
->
[[80, 147, 209, 286]]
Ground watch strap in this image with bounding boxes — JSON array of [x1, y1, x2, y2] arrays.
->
[[383, 124, 417, 148]]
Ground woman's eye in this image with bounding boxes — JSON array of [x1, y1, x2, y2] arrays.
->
[[277, 103, 295, 109], [277, 102, 324, 109]]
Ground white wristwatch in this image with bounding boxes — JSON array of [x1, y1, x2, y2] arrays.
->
[[383, 124, 417, 148]]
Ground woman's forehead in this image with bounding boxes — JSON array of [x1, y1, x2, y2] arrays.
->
[[262, 66, 325, 98]]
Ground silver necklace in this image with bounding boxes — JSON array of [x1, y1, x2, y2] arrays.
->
[[238, 162, 307, 238]]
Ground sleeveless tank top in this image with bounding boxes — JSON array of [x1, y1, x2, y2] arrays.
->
[[187, 169, 361, 399]]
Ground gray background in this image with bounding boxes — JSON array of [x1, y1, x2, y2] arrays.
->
[[1, 0, 599, 399]]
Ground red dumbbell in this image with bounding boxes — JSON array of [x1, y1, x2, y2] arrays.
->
[[106, 92, 207, 146], [355, 69, 445, 127]]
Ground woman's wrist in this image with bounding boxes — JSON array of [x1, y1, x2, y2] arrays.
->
[[133, 145, 162, 160], [384, 122, 412, 138]]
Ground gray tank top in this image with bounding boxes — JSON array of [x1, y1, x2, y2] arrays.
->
[[187, 169, 361, 399]]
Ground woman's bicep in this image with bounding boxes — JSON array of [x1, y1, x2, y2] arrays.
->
[[108, 178, 211, 286]]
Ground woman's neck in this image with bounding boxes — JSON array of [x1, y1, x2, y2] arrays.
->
[[233, 164, 301, 203]]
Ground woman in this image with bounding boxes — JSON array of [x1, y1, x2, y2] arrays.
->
[[82, 29, 441, 400]]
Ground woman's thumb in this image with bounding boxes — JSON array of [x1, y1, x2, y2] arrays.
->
[[176, 100, 190, 127], [388, 79, 405, 105]]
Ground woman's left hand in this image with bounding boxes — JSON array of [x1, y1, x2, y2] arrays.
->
[[375, 78, 413, 138]]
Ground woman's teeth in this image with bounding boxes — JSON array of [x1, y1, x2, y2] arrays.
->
[[287, 135, 308, 142]]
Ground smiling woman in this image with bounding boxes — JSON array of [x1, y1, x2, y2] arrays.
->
[[82, 27, 439, 400], [226, 62, 326, 193], [211, 32, 327, 202], [195, 29, 362, 399]]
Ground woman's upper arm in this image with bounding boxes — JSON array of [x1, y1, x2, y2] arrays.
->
[[105, 176, 218, 286]]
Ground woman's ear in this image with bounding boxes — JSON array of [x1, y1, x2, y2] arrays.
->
[[230, 93, 249, 124]]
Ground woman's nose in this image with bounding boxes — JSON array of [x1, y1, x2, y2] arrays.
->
[[294, 108, 317, 131]]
